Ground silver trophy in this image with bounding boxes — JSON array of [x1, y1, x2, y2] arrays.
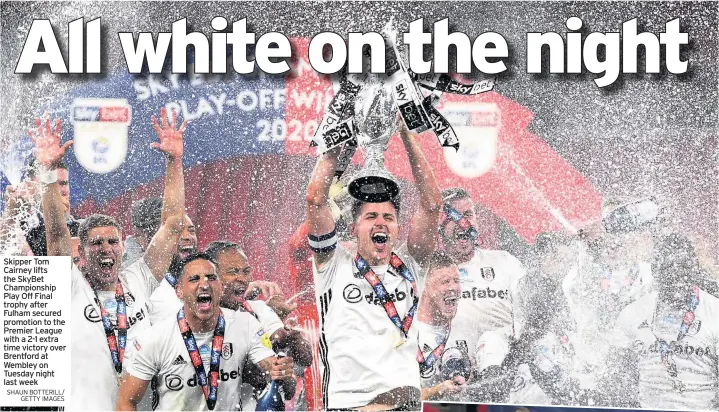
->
[[347, 76, 400, 203]]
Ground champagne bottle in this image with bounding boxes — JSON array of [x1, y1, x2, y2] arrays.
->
[[255, 352, 286, 411]]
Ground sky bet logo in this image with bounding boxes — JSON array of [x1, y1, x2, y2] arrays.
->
[[164, 366, 242, 391], [461, 287, 509, 300], [73, 106, 130, 122]]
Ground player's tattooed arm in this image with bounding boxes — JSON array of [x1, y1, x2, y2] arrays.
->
[[116, 374, 151, 411], [398, 117, 442, 264], [143, 108, 189, 282], [306, 146, 341, 266], [32, 117, 74, 257]]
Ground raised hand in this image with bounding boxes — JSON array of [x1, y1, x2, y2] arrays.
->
[[266, 295, 298, 320], [244, 280, 283, 300], [151, 107, 187, 159], [29, 116, 72, 169]]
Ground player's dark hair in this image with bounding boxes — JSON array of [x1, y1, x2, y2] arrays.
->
[[350, 196, 401, 222], [78, 214, 122, 246], [131, 197, 163, 238], [171, 252, 217, 281], [441, 188, 471, 205], [427, 250, 456, 274], [205, 240, 244, 261]]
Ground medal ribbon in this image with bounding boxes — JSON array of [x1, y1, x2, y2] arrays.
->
[[416, 327, 450, 373], [165, 272, 178, 287], [177, 307, 225, 410], [441, 203, 480, 245], [90, 282, 128, 374], [656, 286, 699, 382], [354, 253, 419, 338]]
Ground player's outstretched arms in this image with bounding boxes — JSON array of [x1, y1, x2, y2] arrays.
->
[[305, 146, 341, 267], [398, 117, 442, 264], [32, 117, 73, 257], [143, 108, 189, 282], [116, 374, 150, 411]]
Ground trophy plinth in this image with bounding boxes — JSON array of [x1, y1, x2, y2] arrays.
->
[[347, 77, 400, 203]]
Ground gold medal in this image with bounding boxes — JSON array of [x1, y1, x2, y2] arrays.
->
[[394, 331, 407, 348]]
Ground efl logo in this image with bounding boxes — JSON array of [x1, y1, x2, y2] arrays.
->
[[442, 102, 500, 179], [71, 98, 131, 174]]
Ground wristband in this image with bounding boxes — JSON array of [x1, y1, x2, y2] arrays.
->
[[308, 229, 337, 253], [37, 168, 58, 185]]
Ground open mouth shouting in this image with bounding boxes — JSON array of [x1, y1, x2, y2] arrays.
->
[[96, 256, 117, 278], [437, 293, 460, 318], [371, 232, 389, 252], [225, 283, 249, 308], [195, 291, 214, 313], [443, 294, 459, 307], [452, 230, 474, 250], [178, 244, 195, 259]]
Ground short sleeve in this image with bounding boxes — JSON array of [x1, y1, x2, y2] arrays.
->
[[248, 301, 285, 336], [122, 257, 160, 297], [246, 316, 278, 365], [313, 244, 351, 294], [71, 263, 85, 295], [125, 331, 160, 381]]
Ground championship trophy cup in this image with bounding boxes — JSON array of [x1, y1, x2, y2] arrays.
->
[[347, 76, 400, 203]]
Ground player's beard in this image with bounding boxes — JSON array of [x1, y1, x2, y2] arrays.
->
[[446, 232, 474, 263]]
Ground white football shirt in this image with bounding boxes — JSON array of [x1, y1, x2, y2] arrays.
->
[[313, 243, 426, 409], [148, 278, 286, 411], [416, 320, 474, 402], [450, 248, 526, 356], [70, 259, 157, 411], [612, 289, 719, 410], [126, 308, 276, 411], [563, 260, 653, 383]]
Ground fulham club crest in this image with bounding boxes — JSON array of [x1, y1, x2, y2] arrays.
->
[[687, 320, 702, 336], [222, 343, 234, 360], [481, 267, 495, 282]]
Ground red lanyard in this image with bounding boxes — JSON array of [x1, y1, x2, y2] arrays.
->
[[91, 282, 128, 374], [417, 325, 451, 373], [178, 308, 225, 410], [354, 253, 419, 338]]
